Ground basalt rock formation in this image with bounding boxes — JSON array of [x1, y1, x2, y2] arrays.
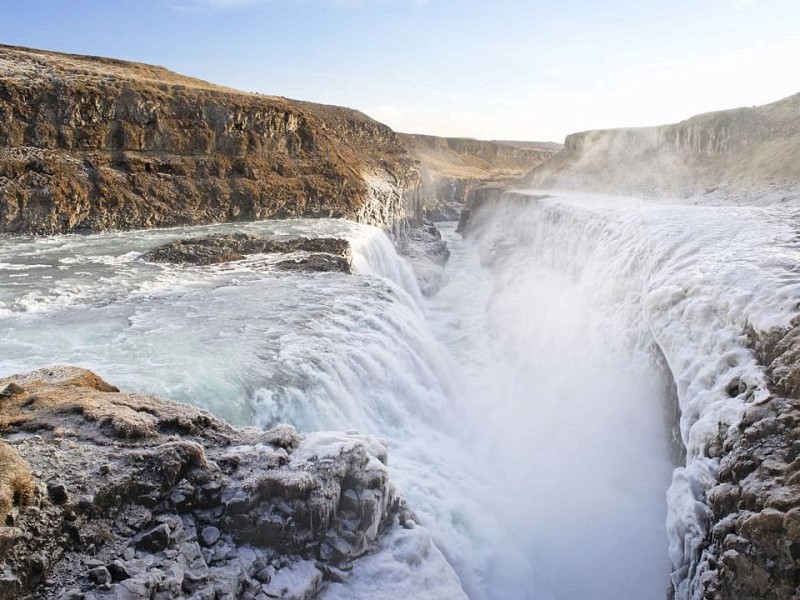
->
[[398, 134, 557, 221], [0, 45, 419, 234], [0, 366, 426, 600], [522, 92, 800, 201]]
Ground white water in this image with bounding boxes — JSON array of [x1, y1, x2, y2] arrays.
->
[[1, 195, 799, 599]]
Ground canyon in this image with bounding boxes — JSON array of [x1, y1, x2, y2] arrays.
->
[[1, 44, 800, 600]]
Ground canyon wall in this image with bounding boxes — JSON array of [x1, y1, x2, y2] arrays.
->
[[0, 45, 419, 234], [523, 92, 800, 201], [398, 133, 558, 221]]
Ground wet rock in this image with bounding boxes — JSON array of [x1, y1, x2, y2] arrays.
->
[[135, 524, 172, 552], [87, 566, 111, 585], [199, 526, 220, 548], [691, 318, 800, 599], [275, 254, 351, 273], [0, 366, 409, 598], [395, 220, 450, 296], [142, 234, 354, 273]]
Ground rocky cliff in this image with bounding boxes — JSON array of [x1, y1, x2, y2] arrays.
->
[[398, 133, 557, 221], [691, 323, 800, 600], [0, 45, 419, 234], [523, 92, 800, 201], [0, 366, 461, 600]]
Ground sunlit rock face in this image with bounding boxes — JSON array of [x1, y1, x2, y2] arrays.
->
[[0, 45, 420, 234]]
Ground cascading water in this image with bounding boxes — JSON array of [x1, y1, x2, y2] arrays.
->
[[2, 193, 799, 599]]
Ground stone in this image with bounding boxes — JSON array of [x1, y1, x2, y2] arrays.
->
[[199, 526, 220, 547], [0, 382, 25, 399], [0, 441, 35, 524], [47, 482, 69, 505], [107, 561, 137, 582], [135, 524, 172, 552], [87, 566, 111, 585], [254, 566, 274, 583]]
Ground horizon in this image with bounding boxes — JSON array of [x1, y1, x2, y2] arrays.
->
[[3, 0, 799, 142]]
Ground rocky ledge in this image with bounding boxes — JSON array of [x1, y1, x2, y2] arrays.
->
[[0, 367, 420, 600], [691, 322, 800, 599], [142, 233, 353, 273]]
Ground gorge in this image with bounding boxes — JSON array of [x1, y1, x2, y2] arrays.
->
[[1, 44, 799, 600]]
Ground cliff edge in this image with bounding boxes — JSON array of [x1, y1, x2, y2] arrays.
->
[[522, 92, 800, 201], [0, 45, 419, 234]]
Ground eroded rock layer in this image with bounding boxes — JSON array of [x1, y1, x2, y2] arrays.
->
[[0, 367, 415, 600], [0, 45, 418, 234]]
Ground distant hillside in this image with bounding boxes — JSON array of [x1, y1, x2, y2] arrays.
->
[[398, 133, 559, 220], [522, 93, 800, 201], [0, 44, 418, 233]]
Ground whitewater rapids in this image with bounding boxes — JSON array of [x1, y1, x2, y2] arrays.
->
[[1, 191, 799, 599]]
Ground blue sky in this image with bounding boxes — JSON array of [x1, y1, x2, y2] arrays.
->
[[3, 0, 799, 141]]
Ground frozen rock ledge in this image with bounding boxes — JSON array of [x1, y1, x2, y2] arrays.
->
[[0, 366, 466, 600]]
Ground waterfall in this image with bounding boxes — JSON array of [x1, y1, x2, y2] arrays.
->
[[1, 199, 798, 598]]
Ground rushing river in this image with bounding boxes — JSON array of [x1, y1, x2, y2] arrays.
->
[[2, 192, 799, 599]]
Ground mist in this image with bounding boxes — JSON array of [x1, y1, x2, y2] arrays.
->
[[431, 196, 676, 598]]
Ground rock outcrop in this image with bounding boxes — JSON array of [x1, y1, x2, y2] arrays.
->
[[522, 92, 800, 201], [142, 233, 353, 273], [690, 322, 800, 600], [398, 134, 557, 221], [0, 45, 419, 234], [0, 366, 422, 600]]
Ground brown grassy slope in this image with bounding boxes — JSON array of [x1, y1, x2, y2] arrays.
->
[[522, 92, 800, 199], [0, 45, 417, 233]]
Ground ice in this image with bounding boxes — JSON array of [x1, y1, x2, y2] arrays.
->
[[319, 524, 468, 600]]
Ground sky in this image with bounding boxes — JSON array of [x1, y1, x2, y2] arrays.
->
[[2, 0, 799, 142]]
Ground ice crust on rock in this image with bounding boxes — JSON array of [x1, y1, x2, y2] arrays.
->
[[0, 366, 463, 599]]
